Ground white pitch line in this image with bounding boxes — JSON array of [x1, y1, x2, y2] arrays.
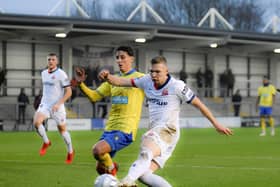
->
[[1, 159, 280, 171], [3, 153, 280, 161]]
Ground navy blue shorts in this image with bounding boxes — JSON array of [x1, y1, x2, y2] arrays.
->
[[100, 130, 133, 157], [259, 106, 273, 116]]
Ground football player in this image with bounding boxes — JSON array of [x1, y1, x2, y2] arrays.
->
[[33, 53, 74, 164], [75, 46, 145, 176], [100, 55, 233, 186]]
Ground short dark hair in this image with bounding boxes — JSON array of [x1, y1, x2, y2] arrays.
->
[[151, 56, 167, 65], [116, 46, 134, 57], [48, 53, 58, 57]]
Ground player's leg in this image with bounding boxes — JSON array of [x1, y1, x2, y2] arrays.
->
[[259, 107, 266, 136], [120, 134, 161, 185], [53, 107, 74, 163], [94, 131, 133, 176], [260, 116, 266, 136], [33, 111, 50, 155], [57, 124, 74, 164], [120, 125, 178, 186], [267, 107, 275, 136], [269, 116, 275, 136], [138, 144, 173, 187], [93, 140, 115, 175], [139, 167, 172, 187]]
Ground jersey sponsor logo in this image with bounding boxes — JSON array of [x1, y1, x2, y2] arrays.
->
[[43, 82, 54, 86], [112, 96, 128, 104], [147, 98, 168, 106], [51, 75, 56, 79]]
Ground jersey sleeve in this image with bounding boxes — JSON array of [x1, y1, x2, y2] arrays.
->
[[132, 74, 150, 89], [79, 82, 110, 102], [60, 70, 70, 88], [96, 82, 111, 97], [176, 81, 195, 104]]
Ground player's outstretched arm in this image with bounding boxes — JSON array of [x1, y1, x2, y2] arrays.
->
[[191, 97, 233, 136], [99, 70, 132, 87]]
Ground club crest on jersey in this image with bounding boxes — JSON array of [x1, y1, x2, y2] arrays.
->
[[162, 88, 168, 96], [51, 75, 56, 79]]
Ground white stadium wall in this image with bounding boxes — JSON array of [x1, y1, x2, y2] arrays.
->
[[5, 42, 59, 96], [162, 51, 183, 76], [1, 41, 275, 97], [6, 43, 32, 95]]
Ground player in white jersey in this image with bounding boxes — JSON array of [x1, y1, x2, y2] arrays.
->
[[99, 56, 233, 187], [33, 53, 74, 164]]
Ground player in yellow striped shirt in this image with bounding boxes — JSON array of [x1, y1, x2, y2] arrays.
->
[[75, 46, 144, 176], [256, 76, 276, 136]]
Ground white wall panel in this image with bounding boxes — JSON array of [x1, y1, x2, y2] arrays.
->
[[229, 56, 247, 74], [235, 75, 248, 96], [162, 51, 182, 73], [7, 43, 31, 69], [6, 43, 32, 95], [186, 53, 205, 73], [250, 57, 267, 75], [215, 55, 226, 73]]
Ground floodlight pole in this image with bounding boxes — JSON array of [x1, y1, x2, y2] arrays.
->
[[197, 8, 233, 30], [127, 0, 165, 23], [48, 0, 90, 18], [262, 15, 279, 34]]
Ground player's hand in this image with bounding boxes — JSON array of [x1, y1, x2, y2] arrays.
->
[[52, 103, 59, 112], [98, 70, 110, 81], [75, 67, 87, 83], [215, 125, 233, 136]]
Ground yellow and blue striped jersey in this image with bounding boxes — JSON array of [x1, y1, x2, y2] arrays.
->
[[79, 69, 144, 140], [258, 84, 276, 107]]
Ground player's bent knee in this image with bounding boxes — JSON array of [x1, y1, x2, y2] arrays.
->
[[93, 146, 104, 159]]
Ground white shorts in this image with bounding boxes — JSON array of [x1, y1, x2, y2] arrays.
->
[[36, 103, 66, 125], [142, 125, 180, 168]]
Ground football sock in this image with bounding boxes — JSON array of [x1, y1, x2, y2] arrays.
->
[[61, 131, 73, 153], [139, 170, 172, 187], [260, 117, 266, 131], [269, 116, 274, 128], [37, 124, 49, 143], [127, 148, 153, 181], [99, 153, 114, 170]]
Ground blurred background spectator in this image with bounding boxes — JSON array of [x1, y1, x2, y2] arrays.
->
[[17, 88, 29, 124]]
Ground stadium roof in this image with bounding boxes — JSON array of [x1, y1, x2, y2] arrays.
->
[[0, 14, 280, 56]]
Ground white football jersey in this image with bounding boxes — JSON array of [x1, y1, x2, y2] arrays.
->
[[132, 74, 195, 129], [40, 68, 70, 108]]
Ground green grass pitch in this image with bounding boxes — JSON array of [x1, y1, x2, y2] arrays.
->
[[1, 127, 280, 187]]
